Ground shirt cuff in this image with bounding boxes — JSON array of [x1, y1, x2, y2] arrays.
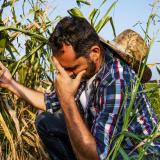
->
[[44, 90, 60, 113]]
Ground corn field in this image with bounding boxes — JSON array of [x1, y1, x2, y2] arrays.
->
[[0, 0, 160, 160]]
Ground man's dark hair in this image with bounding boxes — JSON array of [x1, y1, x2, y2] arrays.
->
[[49, 16, 104, 58]]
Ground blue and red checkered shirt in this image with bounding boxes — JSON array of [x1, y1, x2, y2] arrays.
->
[[44, 48, 160, 159]]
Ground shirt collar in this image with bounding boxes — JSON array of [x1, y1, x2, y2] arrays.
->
[[78, 48, 114, 90], [95, 48, 114, 81]]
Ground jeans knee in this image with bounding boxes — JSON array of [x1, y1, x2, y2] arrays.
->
[[35, 112, 49, 131], [35, 111, 67, 139]]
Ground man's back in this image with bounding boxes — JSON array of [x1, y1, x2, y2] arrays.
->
[[83, 48, 160, 159]]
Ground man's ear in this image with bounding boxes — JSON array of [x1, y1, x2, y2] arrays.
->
[[89, 45, 101, 63]]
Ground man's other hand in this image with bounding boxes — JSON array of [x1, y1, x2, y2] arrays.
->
[[0, 61, 13, 89]]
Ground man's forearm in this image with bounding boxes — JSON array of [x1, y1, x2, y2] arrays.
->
[[60, 98, 99, 160], [8, 79, 45, 110]]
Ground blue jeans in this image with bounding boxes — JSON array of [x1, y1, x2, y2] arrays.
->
[[35, 111, 77, 160]]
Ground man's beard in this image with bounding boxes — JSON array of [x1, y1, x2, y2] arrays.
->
[[70, 59, 97, 80], [82, 60, 97, 80]]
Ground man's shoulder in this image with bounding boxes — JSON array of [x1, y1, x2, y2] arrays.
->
[[103, 55, 136, 84]]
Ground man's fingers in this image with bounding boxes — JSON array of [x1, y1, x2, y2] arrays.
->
[[53, 57, 68, 76], [0, 69, 6, 80], [0, 61, 6, 79], [0, 61, 5, 70], [76, 70, 86, 82]]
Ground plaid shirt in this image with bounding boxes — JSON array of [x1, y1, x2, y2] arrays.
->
[[45, 48, 160, 159]]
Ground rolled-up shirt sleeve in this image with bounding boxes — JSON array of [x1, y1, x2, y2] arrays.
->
[[91, 79, 124, 160], [44, 90, 60, 113]]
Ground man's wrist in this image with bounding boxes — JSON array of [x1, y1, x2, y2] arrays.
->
[[7, 79, 16, 90], [60, 96, 75, 108]]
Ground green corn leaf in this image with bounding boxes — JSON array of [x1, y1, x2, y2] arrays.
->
[[1, 1, 12, 9], [89, 8, 99, 26], [99, 0, 107, 9], [110, 17, 116, 37], [11, 7, 17, 23], [156, 66, 160, 75], [89, 0, 109, 27], [29, 9, 35, 15], [76, 0, 91, 6], [76, 1, 81, 7], [18, 63, 28, 84], [0, 26, 47, 42], [12, 43, 45, 76], [7, 44, 19, 59], [95, 1, 117, 33], [123, 131, 142, 141], [22, 0, 27, 15], [0, 30, 8, 54], [119, 147, 130, 160], [0, 38, 6, 53], [67, 7, 84, 17], [95, 16, 111, 33]]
